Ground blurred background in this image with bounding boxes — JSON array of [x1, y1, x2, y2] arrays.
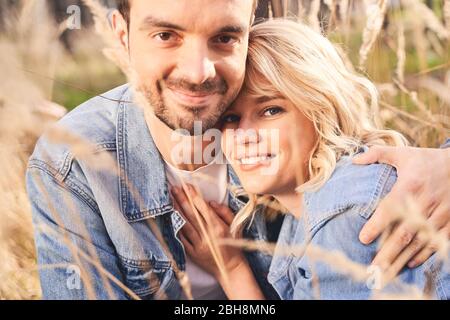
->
[[0, 0, 448, 299]]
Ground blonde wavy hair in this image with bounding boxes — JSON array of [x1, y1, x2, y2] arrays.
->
[[230, 19, 407, 236]]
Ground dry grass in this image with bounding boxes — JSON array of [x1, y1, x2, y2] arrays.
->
[[0, 0, 448, 300]]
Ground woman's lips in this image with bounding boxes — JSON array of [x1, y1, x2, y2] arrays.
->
[[235, 154, 278, 172], [167, 87, 218, 106]]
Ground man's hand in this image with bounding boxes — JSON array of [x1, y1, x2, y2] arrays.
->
[[353, 146, 450, 274]]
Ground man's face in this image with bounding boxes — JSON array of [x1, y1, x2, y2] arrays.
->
[[116, 0, 253, 134]]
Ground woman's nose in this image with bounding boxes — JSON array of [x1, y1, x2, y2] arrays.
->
[[235, 126, 261, 145]]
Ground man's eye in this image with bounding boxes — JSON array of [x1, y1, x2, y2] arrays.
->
[[222, 114, 240, 123], [262, 106, 284, 117], [213, 35, 238, 45], [154, 32, 177, 42]]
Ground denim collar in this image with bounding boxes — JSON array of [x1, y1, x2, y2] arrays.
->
[[116, 87, 173, 222]]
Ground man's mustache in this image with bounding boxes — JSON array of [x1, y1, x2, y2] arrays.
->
[[164, 78, 228, 95]]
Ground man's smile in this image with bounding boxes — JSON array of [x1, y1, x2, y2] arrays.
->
[[166, 86, 220, 106]]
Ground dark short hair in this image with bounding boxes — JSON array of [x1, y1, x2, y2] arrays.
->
[[117, 0, 258, 26], [117, 0, 130, 25]]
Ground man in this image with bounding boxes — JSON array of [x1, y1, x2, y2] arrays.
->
[[26, 0, 450, 299]]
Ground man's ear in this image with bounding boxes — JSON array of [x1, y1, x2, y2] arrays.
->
[[111, 10, 129, 51]]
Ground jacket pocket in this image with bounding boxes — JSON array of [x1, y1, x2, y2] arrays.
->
[[118, 255, 172, 299]]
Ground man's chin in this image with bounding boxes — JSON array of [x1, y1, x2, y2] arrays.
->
[[154, 110, 217, 136]]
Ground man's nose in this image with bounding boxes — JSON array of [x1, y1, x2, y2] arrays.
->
[[177, 39, 216, 85]]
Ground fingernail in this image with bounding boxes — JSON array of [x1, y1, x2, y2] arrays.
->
[[408, 261, 417, 268], [360, 232, 370, 244]]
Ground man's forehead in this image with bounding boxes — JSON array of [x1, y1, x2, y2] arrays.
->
[[131, 0, 254, 32]]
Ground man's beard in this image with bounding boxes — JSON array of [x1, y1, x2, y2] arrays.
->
[[142, 78, 231, 135]]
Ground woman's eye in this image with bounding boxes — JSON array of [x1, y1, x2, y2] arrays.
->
[[222, 114, 240, 123], [262, 106, 284, 117]]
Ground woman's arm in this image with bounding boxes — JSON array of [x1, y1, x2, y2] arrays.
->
[[171, 184, 265, 300]]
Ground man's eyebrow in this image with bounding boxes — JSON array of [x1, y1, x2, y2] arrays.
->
[[139, 17, 247, 35], [139, 16, 186, 31], [256, 95, 284, 104], [216, 25, 247, 34]]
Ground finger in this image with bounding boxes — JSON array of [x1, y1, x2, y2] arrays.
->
[[372, 222, 419, 270], [179, 231, 195, 256], [180, 219, 201, 244], [352, 146, 399, 166], [186, 184, 218, 223], [426, 203, 450, 232], [382, 231, 428, 281], [210, 201, 235, 225], [359, 183, 405, 244], [172, 186, 205, 228], [171, 190, 184, 214], [173, 194, 202, 241], [407, 245, 435, 269], [408, 223, 450, 268]]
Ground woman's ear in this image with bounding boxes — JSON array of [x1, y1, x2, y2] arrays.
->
[[111, 10, 129, 52]]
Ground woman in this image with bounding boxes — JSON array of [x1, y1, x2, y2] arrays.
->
[[171, 19, 449, 299]]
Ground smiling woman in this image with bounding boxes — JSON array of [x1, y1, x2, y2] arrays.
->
[[226, 18, 408, 236], [173, 19, 449, 300]]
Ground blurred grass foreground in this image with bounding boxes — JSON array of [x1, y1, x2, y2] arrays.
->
[[0, 0, 448, 300]]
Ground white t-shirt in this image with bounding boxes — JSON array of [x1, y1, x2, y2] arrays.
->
[[164, 158, 228, 300]]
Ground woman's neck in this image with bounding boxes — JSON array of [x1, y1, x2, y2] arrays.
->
[[274, 191, 304, 219]]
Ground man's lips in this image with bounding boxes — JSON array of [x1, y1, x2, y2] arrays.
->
[[167, 87, 218, 106]]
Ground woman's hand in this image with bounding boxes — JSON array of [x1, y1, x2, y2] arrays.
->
[[171, 184, 265, 299], [171, 184, 245, 278]]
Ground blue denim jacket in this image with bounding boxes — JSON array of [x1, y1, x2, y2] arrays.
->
[[268, 156, 450, 300], [26, 84, 280, 300]]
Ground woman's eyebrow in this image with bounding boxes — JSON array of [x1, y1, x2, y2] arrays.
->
[[255, 95, 284, 104]]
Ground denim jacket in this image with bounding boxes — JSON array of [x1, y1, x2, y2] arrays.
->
[[26, 84, 280, 300], [268, 156, 450, 300]]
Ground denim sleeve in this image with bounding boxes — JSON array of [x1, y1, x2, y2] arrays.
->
[[441, 138, 450, 149], [292, 206, 380, 300], [292, 168, 448, 299], [26, 166, 128, 300]]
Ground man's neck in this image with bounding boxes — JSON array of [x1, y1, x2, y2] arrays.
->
[[144, 110, 215, 171]]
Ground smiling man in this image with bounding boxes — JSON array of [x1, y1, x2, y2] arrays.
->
[[26, 0, 450, 299]]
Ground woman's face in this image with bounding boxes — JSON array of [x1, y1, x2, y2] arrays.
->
[[221, 89, 317, 196]]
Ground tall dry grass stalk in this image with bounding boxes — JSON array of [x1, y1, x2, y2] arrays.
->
[[445, 0, 450, 30], [359, 0, 388, 70], [396, 19, 406, 84], [0, 0, 68, 299], [308, 0, 322, 33]]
